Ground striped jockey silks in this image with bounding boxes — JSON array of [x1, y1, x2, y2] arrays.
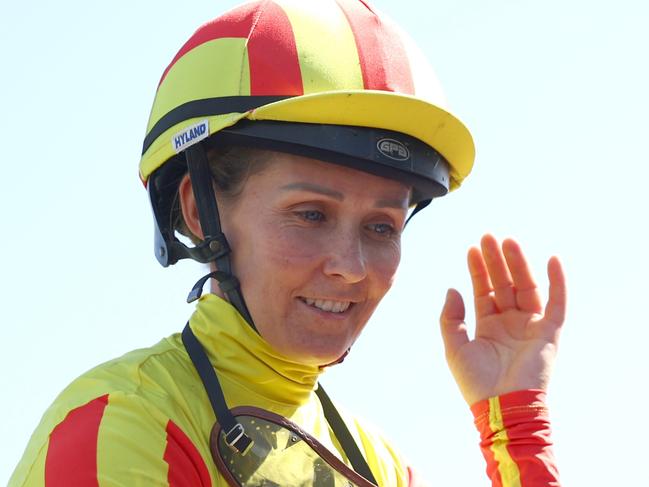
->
[[10, 297, 560, 486], [471, 389, 561, 487], [40, 395, 211, 487], [10, 295, 417, 486]]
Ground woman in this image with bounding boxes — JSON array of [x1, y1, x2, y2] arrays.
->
[[10, 1, 565, 485]]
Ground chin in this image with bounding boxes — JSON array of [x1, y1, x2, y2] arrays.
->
[[257, 309, 365, 366], [306, 338, 358, 366], [277, 338, 353, 366]]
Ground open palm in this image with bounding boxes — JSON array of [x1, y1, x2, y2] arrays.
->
[[440, 235, 567, 405]]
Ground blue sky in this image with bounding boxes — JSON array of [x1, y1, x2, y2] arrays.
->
[[2, 0, 648, 485]]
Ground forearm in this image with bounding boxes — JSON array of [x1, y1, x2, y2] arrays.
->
[[471, 389, 560, 487]]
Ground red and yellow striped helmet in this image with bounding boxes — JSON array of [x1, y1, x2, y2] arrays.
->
[[139, 0, 474, 190]]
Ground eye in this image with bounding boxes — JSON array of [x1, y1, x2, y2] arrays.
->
[[367, 223, 397, 238], [298, 210, 326, 222]]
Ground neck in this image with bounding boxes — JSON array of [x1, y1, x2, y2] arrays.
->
[[189, 294, 323, 407]]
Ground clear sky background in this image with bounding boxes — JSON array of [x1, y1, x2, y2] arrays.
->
[[1, 0, 648, 485]]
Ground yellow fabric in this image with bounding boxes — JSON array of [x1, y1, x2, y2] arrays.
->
[[10, 294, 410, 486], [96, 393, 170, 484], [146, 38, 251, 133], [487, 396, 522, 487], [275, 0, 365, 93]]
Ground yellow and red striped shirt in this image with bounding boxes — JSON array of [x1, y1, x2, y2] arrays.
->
[[10, 295, 412, 486], [10, 294, 559, 486]]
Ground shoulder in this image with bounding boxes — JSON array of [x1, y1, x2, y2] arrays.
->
[[22, 334, 188, 445], [10, 335, 216, 487]]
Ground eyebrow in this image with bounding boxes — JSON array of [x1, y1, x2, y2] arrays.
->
[[375, 198, 409, 210], [280, 182, 343, 200], [279, 182, 408, 209]]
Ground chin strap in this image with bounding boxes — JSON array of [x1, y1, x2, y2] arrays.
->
[[405, 198, 432, 226], [184, 143, 255, 329]]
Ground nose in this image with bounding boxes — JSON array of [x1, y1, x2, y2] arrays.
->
[[322, 231, 367, 283]]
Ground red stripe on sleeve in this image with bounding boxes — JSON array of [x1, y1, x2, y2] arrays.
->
[[471, 399, 504, 487], [335, 0, 415, 94], [472, 390, 561, 487], [44, 395, 109, 487], [164, 420, 212, 487], [499, 390, 561, 486], [407, 466, 430, 487]]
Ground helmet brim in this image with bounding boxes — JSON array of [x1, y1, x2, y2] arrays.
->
[[139, 90, 474, 191], [250, 90, 474, 190]]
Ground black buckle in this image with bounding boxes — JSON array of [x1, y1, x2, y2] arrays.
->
[[187, 271, 242, 303], [193, 234, 231, 261], [225, 423, 253, 454]]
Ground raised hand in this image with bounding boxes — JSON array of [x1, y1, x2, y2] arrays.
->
[[439, 234, 567, 406]]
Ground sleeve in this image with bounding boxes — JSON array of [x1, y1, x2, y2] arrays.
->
[[10, 393, 214, 487], [470, 389, 560, 487]]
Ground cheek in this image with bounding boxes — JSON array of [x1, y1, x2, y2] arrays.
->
[[239, 226, 326, 293], [263, 226, 331, 263], [368, 242, 402, 293]]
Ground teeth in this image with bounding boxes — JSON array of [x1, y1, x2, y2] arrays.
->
[[302, 298, 351, 313]]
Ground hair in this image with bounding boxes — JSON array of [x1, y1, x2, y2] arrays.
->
[[172, 145, 272, 244]]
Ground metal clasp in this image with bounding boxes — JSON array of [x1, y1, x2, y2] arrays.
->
[[225, 423, 253, 455]]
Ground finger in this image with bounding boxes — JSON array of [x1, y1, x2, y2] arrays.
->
[[481, 234, 516, 311], [467, 246, 497, 317], [439, 288, 470, 357], [545, 256, 567, 325], [502, 238, 543, 313]]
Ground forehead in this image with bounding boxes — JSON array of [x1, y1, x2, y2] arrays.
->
[[248, 151, 412, 202]]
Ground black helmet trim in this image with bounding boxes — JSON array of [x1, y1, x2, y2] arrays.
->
[[142, 96, 292, 156], [209, 120, 450, 203]]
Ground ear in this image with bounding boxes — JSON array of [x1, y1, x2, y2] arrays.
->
[[178, 174, 205, 240]]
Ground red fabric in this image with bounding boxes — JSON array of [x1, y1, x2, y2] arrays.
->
[[164, 420, 212, 487], [246, 1, 303, 96], [335, 0, 415, 94], [44, 395, 108, 487], [407, 465, 426, 487], [158, 1, 303, 96], [471, 390, 561, 487]]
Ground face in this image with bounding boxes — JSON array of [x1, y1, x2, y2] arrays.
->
[[185, 153, 411, 365]]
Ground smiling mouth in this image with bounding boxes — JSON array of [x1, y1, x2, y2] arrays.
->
[[299, 297, 353, 313]]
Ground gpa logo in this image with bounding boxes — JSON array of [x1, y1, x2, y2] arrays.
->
[[172, 119, 209, 153], [377, 138, 410, 162]]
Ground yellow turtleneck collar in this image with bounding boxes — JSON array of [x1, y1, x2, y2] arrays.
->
[[189, 293, 323, 409]]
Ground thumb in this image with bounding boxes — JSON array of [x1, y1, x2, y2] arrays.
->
[[440, 288, 469, 358]]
